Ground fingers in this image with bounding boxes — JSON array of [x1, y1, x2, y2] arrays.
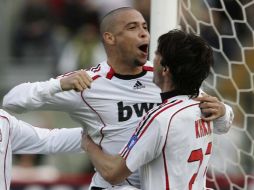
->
[[60, 70, 93, 92], [80, 69, 93, 88], [200, 108, 218, 121], [195, 93, 226, 120], [73, 70, 93, 91], [195, 95, 219, 103]]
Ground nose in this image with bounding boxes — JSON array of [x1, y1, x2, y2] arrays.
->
[[140, 28, 150, 39]]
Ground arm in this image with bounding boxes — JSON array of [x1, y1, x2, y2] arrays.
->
[[83, 135, 131, 185], [3, 110, 84, 154], [195, 94, 234, 134], [2, 70, 92, 113], [82, 118, 163, 185]]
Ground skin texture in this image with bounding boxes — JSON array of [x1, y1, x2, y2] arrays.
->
[[82, 134, 131, 184], [102, 8, 150, 75]]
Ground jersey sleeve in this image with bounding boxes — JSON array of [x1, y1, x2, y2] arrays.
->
[[213, 103, 234, 134], [2, 78, 80, 113], [119, 118, 163, 172], [5, 111, 83, 154]]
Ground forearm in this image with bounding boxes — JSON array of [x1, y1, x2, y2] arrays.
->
[[86, 140, 131, 184], [12, 121, 83, 154]]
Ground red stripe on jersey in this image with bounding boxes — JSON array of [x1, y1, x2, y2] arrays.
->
[[106, 68, 115, 79], [205, 142, 212, 155], [0, 115, 11, 190], [92, 75, 101, 80], [163, 103, 200, 190], [79, 93, 106, 146], [163, 150, 170, 190], [120, 101, 168, 157], [143, 66, 153, 71], [121, 100, 183, 159]]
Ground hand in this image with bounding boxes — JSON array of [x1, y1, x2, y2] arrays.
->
[[81, 133, 99, 152], [60, 70, 93, 92], [194, 93, 226, 121]]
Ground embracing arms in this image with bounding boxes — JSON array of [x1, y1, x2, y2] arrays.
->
[[2, 70, 92, 113]]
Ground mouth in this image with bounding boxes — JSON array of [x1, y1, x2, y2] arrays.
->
[[138, 44, 148, 54]]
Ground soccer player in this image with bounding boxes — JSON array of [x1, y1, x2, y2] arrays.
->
[[82, 30, 231, 190], [2, 7, 233, 189], [0, 109, 83, 190]]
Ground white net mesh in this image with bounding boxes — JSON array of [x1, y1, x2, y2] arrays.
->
[[178, 0, 254, 189]]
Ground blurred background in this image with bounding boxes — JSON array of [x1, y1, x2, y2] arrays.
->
[[1, 0, 254, 189]]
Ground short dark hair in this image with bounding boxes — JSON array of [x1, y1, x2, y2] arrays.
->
[[157, 29, 213, 98], [100, 7, 134, 35]]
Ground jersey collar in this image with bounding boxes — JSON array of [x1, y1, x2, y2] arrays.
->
[[106, 65, 150, 80], [160, 90, 184, 103]]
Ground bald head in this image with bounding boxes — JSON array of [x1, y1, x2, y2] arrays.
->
[[100, 7, 138, 35]]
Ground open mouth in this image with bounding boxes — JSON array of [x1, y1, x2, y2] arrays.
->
[[138, 44, 148, 54]]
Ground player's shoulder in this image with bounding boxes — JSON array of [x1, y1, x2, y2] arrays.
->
[[159, 96, 197, 115], [86, 61, 111, 80]]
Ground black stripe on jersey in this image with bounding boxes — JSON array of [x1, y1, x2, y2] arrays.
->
[[114, 70, 147, 80], [120, 100, 183, 159], [135, 100, 181, 137], [90, 64, 101, 72]]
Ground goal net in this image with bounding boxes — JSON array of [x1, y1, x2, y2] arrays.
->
[[178, 0, 254, 189], [150, 0, 254, 189]]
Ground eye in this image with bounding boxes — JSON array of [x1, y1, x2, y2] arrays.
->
[[128, 26, 136, 30]]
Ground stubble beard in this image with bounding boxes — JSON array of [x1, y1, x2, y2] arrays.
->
[[133, 58, 146, 67]]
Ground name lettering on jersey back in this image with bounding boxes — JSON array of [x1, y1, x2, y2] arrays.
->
[[117, 102, 159, 122], [195, 119, 211, 138]]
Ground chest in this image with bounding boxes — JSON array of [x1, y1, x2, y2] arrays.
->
[[81, 77, 161, 126]]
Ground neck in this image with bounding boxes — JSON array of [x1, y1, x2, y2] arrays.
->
[[160, 82, 175, 93], [107, 57, 143, 75]]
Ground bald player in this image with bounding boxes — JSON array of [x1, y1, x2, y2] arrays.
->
[[3, 7, 233, 190]]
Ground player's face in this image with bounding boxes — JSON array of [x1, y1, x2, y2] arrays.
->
[[153, 52, 164, 88], [113, 10, 150, 66]]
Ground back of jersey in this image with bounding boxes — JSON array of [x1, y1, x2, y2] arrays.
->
[[165, 99, 213, 190]]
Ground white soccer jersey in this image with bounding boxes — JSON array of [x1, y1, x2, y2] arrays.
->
[[120, 95, 214, 190], [0, 109, 83, 190], [3, 61, 233, 189]]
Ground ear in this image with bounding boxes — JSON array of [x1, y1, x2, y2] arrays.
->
[[162, 66, 171, 77], [103, 32, 115, 45]]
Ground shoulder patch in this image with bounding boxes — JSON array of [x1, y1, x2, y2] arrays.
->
[[127, 134, 138, 149]]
